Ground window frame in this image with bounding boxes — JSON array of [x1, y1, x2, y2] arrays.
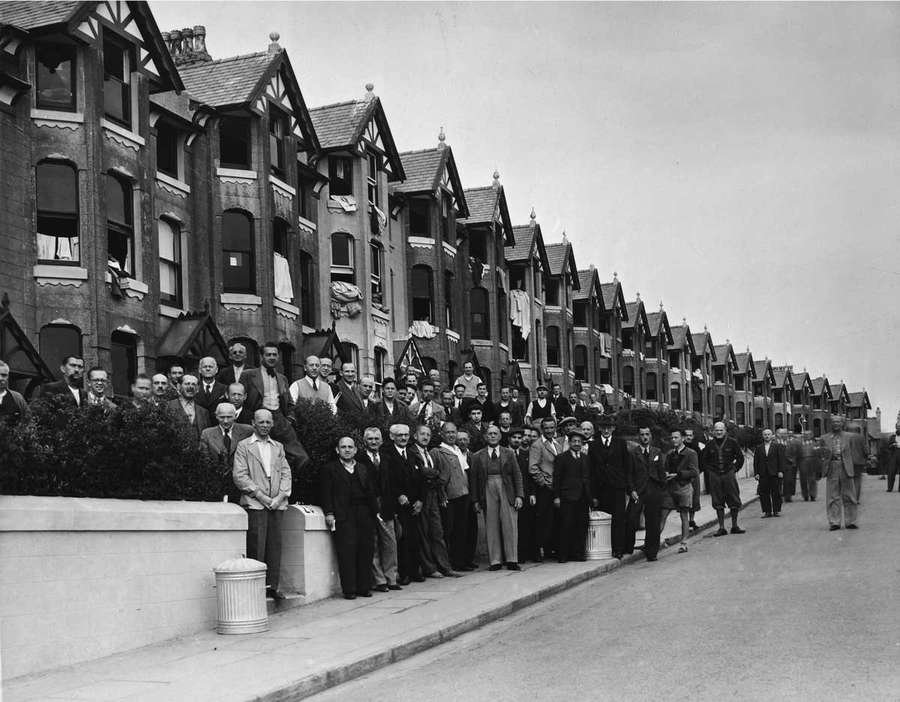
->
[[546, 325, 561, 367], [268, 105, 289, 178], [35, 41, 77, 112], [102, 32, 133, 128], [410, 265, 434, 322], [110, 330, 138, 398], [573, 344, 588, 381], [298, 250, 315, 324], [222, 210, 256, 294], [36, 160, 80, 265], [329, 156, 353, 197], [155, 120, 180, 179], [444, 271, 454, 330], [408, 198, 431, 238], [370, 241, 384, 304], [470, 287, 490, 340], [106, 173, 135, 277], [158, 217, 182, 307], [39, 323, 82, 376], [219, 115, 253, 170], [330, 232, 355, 284]]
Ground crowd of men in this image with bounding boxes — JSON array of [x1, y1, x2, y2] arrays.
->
[[0, 344, 890, 601]]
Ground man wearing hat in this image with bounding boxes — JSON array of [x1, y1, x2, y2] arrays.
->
[[524, 384, 556, 426], [553, 427, 592, 562], [588, 414, 634, 559], [557, 416, 578, 452]]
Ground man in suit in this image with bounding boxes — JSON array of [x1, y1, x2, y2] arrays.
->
[[456, 430, 480, 569], [163, 364, 184, 401], [223, 382, 254, 425], [240, 343, 307, 470], [512, 427, 538, 563], [359, 374, 376, 411], [496, 386, 524, 427], [412, 380, 445, 436], [0, 360, 29, 425], [472, 425, 524, 571], [370, 377, 412, 428], [629, 425, 666, 561], [550, 383, 569, 419], [529, 416, 562, 561], [84, 366, 117, 412], [410, 424, 456, 578], [684, 427, 705, 527], [380, 423, 424, 585], [462, 382, 496, 425], [166, 374, 210, 439], [441, 389, 464, 427], [217, 341, 253, 386], [150, 373, 169, 406], [820, 416, 869, 530], [318, 356, 335, 389], [288, 355, 337, 413], [552, 427, 592, 562], [37, 354, 84, 407], [128, 374, 153, 408], [432, 422, 471, 571], [701, 421, 746, 536], [660, 428, 699, 553], [588, 414, 634, 559], [334, 362, 367, 419], [754, 428, 785, 518], [356, 426, 400, 592], [233, 409, 292, 599], [200, 402, 253, 502], [196, 356, 228, 414], [321, 436, 379, 599], [776, 427, 800, 503]]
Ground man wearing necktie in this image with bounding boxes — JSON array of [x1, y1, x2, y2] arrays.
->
[[473, 426, 524, 571], [820, 416, 869, 530], [288, 355, 337, 413], [166, 374, 210, 439], [195, 356, 227, 413], [200, 402, 253, 502], [381, 424, 424, 585], [412, 425, 457, 578], [588, 414, 635, 559], [552, 428, 592, 562], [753, 429, 784, 518], [529, 417, 563, 561], [626, 425, 666, 560], [356, 427, 401, 592]]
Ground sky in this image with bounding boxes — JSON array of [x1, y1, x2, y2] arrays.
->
[[152, 1, 900, 431]]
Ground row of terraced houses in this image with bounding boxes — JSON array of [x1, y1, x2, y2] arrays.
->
[[0, 1, 878, 438]]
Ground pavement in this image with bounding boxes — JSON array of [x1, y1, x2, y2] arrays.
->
[[4, 476, 762, 702], [307, 474, 900, 702]]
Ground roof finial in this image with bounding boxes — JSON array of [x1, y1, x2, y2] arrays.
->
[[636, 291, 641, 302], [529, 207, 536, 222], [613, 271, 618, 282], [746, 345, 750, 353], [268, 31, 282, 55], [659, 300, 664, 312], [588, 263, 595, 271], [726, 338, 730, 344], [492, 169, 501, 190], [561, 229, 568, 245], [437, 126, 446, 149], [682, 316, 687, 328], [365, 82, 375, 97], [703, 324, 708, 332]]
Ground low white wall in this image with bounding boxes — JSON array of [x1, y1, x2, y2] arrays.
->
[[0, 496, 247, 680], [280, 504, 340, 602]]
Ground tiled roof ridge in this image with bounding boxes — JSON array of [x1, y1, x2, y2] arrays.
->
[[399, 146, 443, 156], [179, 50, 267, 71], [309, 98, 364, 112]]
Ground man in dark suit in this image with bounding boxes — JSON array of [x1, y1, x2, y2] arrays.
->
[[356, 426, 400, 592], [380, 423, 424, 585], [37, 354, 85, 408], [754, 428, 785, 518], [629, 425, 666, 561], [221, 382, 254, 425], [461, 382, 496, 425], [163, 364, 184, 401], [369, 378, 412, 428], [321, 436, 379, 599], [472, 425, 524, 571], [550, 383, 570, 420], [588, 414, 634, 559], [200, 402, 253, 502], [166, 374, 211, 439], [552, 428, 592, 562], [196, 356, 228, 413], [496, 386, 524, 427], [511, 426, 537, 563], [820, 416, 870, 530], [410, 424, 456, 577], [239, 343, 307, 469], [334, 362, 367, 419], [217, 341, 253, 386]]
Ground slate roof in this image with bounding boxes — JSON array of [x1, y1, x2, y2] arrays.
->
[[791, 370, 811, 391], [0, 1, 80, 30], [600, 283, 617, 311], [712, 343, 737, 368], [829, 383, 849, 401], [669, 324, 696, 354], [309, 99, 369, 149], [692, 332, 716, 358], [848, 391, 870, 408], [773, 368, 794, 389], [178, 52, 272, 108], [734, 352, 756, 376], [459, 186, 497, 223], [573, 269, 598, 301], [811, 376, 830, 396], [393, 148, 444, 193], [753, 359, 772, 381], [623, 300, 649, 331], [507, 225, 536, 262], [545, 243, 567, 276]]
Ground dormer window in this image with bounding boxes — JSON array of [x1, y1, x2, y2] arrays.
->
[[329, 157, 353, 196], [103, 34, 133, 128], [269, 107, 289, 178], [35, 42, 76, 112], [219, 116, 252, 170], [156, 121, 179, 179], [469, 231, 486, 261], [408, 199, 430, 238]]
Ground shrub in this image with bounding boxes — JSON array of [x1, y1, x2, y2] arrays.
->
[[292, 398, 362, 503]]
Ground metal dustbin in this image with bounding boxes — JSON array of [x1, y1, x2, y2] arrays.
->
[[585, 510, 612, 560], [213, 557, 269, 634]]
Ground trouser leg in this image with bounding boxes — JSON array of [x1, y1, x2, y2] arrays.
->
[[356, 508, 375, 594], [534, 486, 555, 556], [842, 469, 859, 526], [517, 501, 536, 563], [642, 490, 662, 559], [485, 476, 503, 565], [498, 492, 518, 564], [826, 468, 842, 526], [610, 488, 627, 555], [334, 515, 358, 595], [371, 517, 398, 586], [263, 510, 283, 590]]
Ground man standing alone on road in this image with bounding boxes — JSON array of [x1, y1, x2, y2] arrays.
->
[[820, 416, 868, 530], [754, 429, 784, 518], [701, 422, 746, 536]]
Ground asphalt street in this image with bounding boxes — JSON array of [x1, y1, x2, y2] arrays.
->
[[311, 476, 900, 702]]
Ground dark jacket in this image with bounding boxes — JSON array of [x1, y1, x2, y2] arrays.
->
[[334, 380, 367, 417], [472, 445, 524, 508], [379, 444, 421, 517], [666, 446, 699, 484], [588, 436, 634, 497], [461, 397, 496, 424], [700, 437, 745, 475], [240, 367, 294, 419], [552, 451, 592, 503], [217, 365, 254, 387], [754, 442, 785, 477], [516, 447, 536, 499], [196, 380, 228, 413], [409, 443, 446, 503], [36, 380, 84, 407], [369, 399, 412, 426], [166, 398, 211, 438], [630, 445, 666, 493], [319, 460, 378, 522]]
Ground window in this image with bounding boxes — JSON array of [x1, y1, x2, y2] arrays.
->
[[268, 107, 289, 177], [512, 325, 528, 361], [573, 300, 588, 327], [222, 210, 255, 293], [670, 382, 681, 410], [408, 199, 430, 238], [574, 345, 588, 381], [370, 242, 383, 304], [736, 401, 746, 425], [773, 388, 784, 403], [110, 330, 137, 398], [410, 265, 433, 321], [298, 179, 316, 223], [154, 122, 179, 179], [36, 42, 76, 111], [623, 366, 635, 396], [793, 389, 803, 405], [646, 372, 657, 401], [298, 250, 314, 324], [219, 116, 252, 169], [329, 157, 353, 196], [469, 231, 486, 261], [36, 161, 79, 263], [735, 374, 745, 391], [330, 232, 355, 284], [440, 194, 451, 242], [534, 320, 542, 366], [754, 407, 764, 428], [546, 326, 560, 366], [497, 287, 507, 344], [547, 281, 562, 307], [367, 151, 380, 206], [106, 174, 134, 276], [158, 218, 182, 307], [716, 395, 726, 420], [622, 328, 634, 350], [775, 412, 783, 429], [273, 218, 292, 302], [374, 347, 386, 385], [444, 271, 454, 329], [103, 34, 132, 127], [40, 324, 82, 376], [340, 342, 359, 371], [509, 266, 525, 292], [599, 313, 610, 333], [714, 365, 725, 383], [470, 287, 489, 339], [813, 418, 822, 437]]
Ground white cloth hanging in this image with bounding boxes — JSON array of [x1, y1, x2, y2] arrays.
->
[[273, 252, 294, 302], [509, 288, 531, 340]]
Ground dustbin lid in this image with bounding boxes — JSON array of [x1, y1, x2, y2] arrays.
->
[[214, 557, 267, 573], [589, 511, 612, 520]]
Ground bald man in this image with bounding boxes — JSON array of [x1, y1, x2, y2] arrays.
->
[[201, 402, 253, 502], [233, 409, 292, 598], [289, 355, 337, 413], [700, 421, 746, 535]]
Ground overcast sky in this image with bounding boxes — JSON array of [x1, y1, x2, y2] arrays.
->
[[152, 1, 900, 431]]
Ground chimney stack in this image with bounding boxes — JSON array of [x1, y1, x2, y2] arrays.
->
[[164, 25, 211, 65]]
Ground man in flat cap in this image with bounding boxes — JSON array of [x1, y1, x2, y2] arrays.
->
[[553, 427, 592, 561], [588, 414, 634, 559]]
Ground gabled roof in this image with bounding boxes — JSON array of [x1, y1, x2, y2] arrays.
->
[[544, 242, 580, 289], [669, 323, 697, 355], [393, 147, 468, 218], [600, 281, 628, 321], [790, 370, 814, 394], [179, 49, 319, 151], [303, 328, 345, 363], [309, 94, 404, 181], [0, 297, 56, 396], [772, 368, 795, 392], [811, 376, 832, 398], [507, 219, 551, 273], [848, 391, 871, 410], [645, 310, 674, 346], [753, 359, 775, 384], [712, 343, 738, 370], [691, 330, 717, 361], [458, 184, 514, 245], [829, 383, 850, 404], [0, 0, 183, 92], [573, 269, 604, 308], [623, 300, 650, 335], [156, 312, 228, 367]]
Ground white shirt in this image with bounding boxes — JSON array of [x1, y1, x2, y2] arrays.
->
[[249, 434, 274, 477], [441, 441, 469, 472], [68, 385, 81, 406]]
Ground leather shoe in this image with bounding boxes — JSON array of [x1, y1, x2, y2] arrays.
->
[[343, 593, 357, 600], [773, 512, 781, 517], [646, 556, 658, 562], [458, 564, 475, 571], [488, 564, 502, 571], [730, 526, 746, 534], [846, 523, 859, 529], [427, 571, 444, 579], [398, 577, 411, 586], [443, 570, 462, 578], [412, 575, 426, 583], [761, 513, 772, 518], [713, 528, 728, 537], [357, 591, 373, 598], [829, 524, 841, 531], [388, 584, 403, 591], [506, 562, 521, 571], [374, 584, 389, 593], [689, 521, 698, 529]]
